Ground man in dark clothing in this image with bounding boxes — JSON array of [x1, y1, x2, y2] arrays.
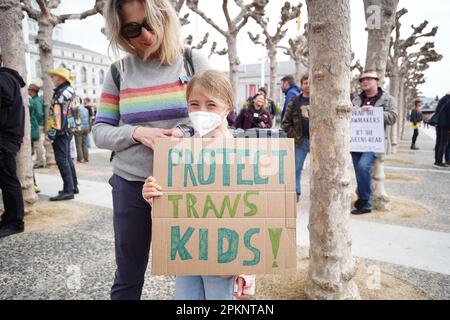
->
[[434, 92, 450, 168], [281, 75, 310, 202], [46, 67, 79, 201], [280, 75, 301, 122], [410, 99, 423, 150], [0, 56, 26, 238]]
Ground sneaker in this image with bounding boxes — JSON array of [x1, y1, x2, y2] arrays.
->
[[50, 193, 74, 201], [0, 224, 25, 238], [351, 208, 372, 215], [434, 163, 448, 169]]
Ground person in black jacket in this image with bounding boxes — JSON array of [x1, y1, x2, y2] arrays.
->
[[0, 55, 26, 238], [410, 99, 423, 150], [434, 92, 450, 168]]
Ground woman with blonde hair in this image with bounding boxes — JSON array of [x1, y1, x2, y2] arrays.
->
[[93, 0, 210, 299]]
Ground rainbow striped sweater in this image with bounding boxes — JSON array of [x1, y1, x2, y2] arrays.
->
[[93, 51, 210, 181]]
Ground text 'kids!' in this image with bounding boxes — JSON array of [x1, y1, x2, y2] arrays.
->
[[143, 70, 255, 300]]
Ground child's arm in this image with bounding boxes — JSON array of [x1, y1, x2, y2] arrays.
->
[[142, 176, 163, 205], [233, 275, 256, 299]]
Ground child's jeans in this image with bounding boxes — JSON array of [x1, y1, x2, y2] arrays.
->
[[174, 275, 236, 300]]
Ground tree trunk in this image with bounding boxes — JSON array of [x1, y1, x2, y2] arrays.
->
[[305, 0, 360, 300], [0, 0, 38, 214], [294, 57, 302, 89], [363, 0, 399, 85], [363, 0, 399, 212], [268, 44, 277, 101], [389, 69, 400, 154], [226, 35, 240, 108], [37, 18, 56, 165]]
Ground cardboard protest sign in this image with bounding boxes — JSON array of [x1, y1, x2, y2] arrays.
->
[[350, 107, 385, 153], [151, 138, 297, 275]]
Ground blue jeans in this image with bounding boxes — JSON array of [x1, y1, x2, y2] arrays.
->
[[351, 152, 375, 210], [174, 276, 236, 300], [295, 139, 310, 197]]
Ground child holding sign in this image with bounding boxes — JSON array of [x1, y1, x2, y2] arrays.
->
[[143, 70, 255, 300]]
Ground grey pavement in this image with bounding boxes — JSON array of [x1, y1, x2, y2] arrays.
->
[[0, 126, 449, 299]]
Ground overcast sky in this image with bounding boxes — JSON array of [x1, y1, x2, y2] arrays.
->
[[58, 0, 450, 97]]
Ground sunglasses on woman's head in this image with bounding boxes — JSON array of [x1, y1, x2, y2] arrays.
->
[[121, 20, 153, 38]]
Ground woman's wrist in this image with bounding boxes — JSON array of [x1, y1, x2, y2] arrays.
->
[[132, 126, 142, 143]]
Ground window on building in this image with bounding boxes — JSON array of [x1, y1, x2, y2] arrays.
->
[[92, 57, 95, 62], [93, 90, 96, 95], [72, 53, 75, 58], [99, 69, 105, 85], [82, 55, 85, 60], [92, 68, 95, 72], [92, 78, 96, 85], [84, 89, 87, 94], [81, 67, 87, 84], [248, 84, 257, 97], [61, 51, 64, 57]]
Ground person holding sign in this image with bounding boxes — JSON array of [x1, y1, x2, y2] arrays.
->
[[351, 71, 397, 215], [143, 70, 255, 300], [93, 0, 210, 300]]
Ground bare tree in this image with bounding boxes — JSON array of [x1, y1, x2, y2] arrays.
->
[[20, 0, 105, 127], [362, 0, 399, 212], [186, 0, 269, 106], [387, 10, 441, 150], [0, 0, 38, 213], [305, 0, 359, 300], [208, 41, 228, 59], [278, 34, 309, 86], [248, 1, 301, 100], [185, 33, 209, 49]]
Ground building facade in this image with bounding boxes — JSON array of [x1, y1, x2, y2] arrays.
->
[[23, 5, 111, 105]]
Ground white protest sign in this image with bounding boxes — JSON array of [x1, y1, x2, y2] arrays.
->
[[350, 107, 385, 153]]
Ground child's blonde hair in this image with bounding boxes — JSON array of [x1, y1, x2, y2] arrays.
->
[[186, 70, 234, 112]]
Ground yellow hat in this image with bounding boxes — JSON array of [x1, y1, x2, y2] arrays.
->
[[48, 66, 76, 84]]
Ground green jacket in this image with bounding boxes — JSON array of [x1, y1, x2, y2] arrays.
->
[[29, 95, 44, 142]]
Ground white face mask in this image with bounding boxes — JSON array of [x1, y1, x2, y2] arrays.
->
[[189, 111, 227, 137]]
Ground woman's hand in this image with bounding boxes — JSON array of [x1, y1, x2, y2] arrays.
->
[[142, 176, 163, 205], [133, 127, 173, 149]]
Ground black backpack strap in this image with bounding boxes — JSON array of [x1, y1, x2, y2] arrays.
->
[[183, 47, 195, 77], [110, 59, 125, 91]]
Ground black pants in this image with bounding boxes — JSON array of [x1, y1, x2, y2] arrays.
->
[[52, 133, 78, 192], [435, 126, 450, 164], [412, 128, 419, 145], [109, 174, 152, 300], [0, 148, 24, 228]]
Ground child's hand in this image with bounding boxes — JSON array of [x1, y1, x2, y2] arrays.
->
[[142, 176, 163, 205], [233, 276, 250, 300]]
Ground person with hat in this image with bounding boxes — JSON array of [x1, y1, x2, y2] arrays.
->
[[28, 82, 45, 168], [350, 71, 397, 215], [0, 54, 26, 238], [46, 66, 79, 201]]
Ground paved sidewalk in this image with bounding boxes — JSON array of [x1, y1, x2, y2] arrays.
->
[[35, 172, 450, 276]]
